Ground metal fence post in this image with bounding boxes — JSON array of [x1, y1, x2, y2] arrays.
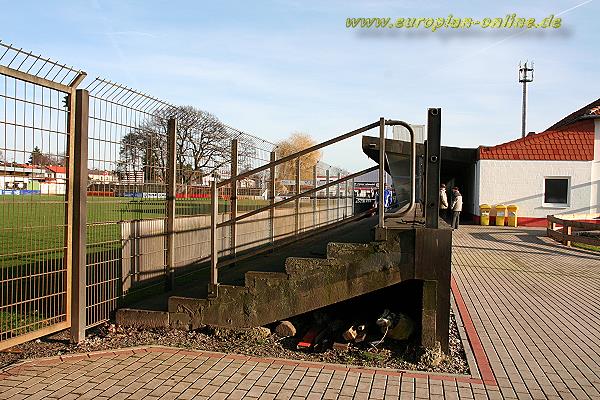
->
[[425, 108, 442, 229], [209, 175, 219, 298], [351, 178, 355, 216], [313, 165, 317, 229], [337, 171, 341, 221], [70, 89, 89, 343], [326, 169, 330, 223], [295, 158, 300, 234], [230, 139, 238, 256], [269, 151, 276, 246], [378, 117, 385, 229], [165, 118, 177, 291], [344, 179, 349, 218]]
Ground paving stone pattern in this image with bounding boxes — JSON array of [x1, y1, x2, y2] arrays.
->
[[1, 225, 598, 399], [452, 226, 600, 400]]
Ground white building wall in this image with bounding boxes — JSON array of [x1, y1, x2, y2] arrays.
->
[[0, 176, 33, 189], [591, 119, 600, 213], [393, 124, 425, 143], [473, 161, 481, 213], [40, 182, 66, 195], [475, 159, 594, 219]]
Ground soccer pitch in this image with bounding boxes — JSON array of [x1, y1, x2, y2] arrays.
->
[[0, 195, 268, 268]]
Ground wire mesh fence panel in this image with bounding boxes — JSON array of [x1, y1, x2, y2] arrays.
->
[[109, 103, 279, 292], [170, 124, 276, 271], [0, 41, 84, 348], [0, 40, 380, 348], [85, 78, 174, 328]]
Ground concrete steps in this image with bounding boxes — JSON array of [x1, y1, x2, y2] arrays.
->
[[170, 235, 408, 330], [115, 215, 453, 352], [117, 228, 412, 331]]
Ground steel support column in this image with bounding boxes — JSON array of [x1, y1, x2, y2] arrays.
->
[[425, 108, 442, 228], [337, 172, 341, 221], [209, 176, 219, 298], [70, 89, 89, 343], [326, 169, 330, 222], [230, 139, 238, 256], [165, 118, 177, 291], [351, 178, 355, 215], [378, 117, 385, 229], [344, 179, 349, 218], [312, 165, 317, 229], [295, 157, 300, 234], [269, 151, 276, 246]]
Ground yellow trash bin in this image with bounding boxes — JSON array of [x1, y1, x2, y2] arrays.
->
[[479, 204, 491, 226], [495, 204, 507, 226], [507, 205, 519, 227]]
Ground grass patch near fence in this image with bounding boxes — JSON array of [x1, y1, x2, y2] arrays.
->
[[573, 242, 600, 252], [0, 194, 269, 268], [0, 311, 45, 337]]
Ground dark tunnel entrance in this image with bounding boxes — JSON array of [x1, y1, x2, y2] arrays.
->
[[440, 147, 478, 222]]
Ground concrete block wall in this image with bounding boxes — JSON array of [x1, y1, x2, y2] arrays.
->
[[120, 199, 354, 292]]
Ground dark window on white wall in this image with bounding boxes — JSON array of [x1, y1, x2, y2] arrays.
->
[[544, 177, 569, 205]]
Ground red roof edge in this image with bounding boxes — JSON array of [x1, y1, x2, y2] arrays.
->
[[478, 120, 594, 161]]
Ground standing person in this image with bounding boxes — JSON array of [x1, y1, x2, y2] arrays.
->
[[439, 184, 448, 221], [384, 186, 392, 209], [451, 187, 463, 229]]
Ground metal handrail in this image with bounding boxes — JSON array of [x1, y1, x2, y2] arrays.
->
[[209, 118, 418, 297], [217, 165, 378, 228], [382, 119, 416, 220], [216, 121, 380, 189]]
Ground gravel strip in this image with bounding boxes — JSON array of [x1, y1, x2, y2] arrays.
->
[[1, 311, 469, 375]]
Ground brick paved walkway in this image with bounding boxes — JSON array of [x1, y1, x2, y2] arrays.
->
[[452, 226, 600, 400], [1, 225, 598, 399]]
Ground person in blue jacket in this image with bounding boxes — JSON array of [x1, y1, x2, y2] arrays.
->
[[383, 187, 392, 209]]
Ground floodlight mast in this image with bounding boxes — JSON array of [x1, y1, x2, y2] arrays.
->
[[519, 61, 534, 138]]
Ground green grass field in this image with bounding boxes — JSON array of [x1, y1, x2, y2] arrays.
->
[[573, 242, 600, 252], [0, 194, 269, 268], [0, 194, 271, 334]]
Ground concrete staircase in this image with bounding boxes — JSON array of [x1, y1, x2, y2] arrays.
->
[[166, 238, 409, 330], [116, 214, 452, 351]]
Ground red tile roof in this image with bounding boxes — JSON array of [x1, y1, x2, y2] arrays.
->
[[478, 119, 595, 161], [45, 165, 67, 173]]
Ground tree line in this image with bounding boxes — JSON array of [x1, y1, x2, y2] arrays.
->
[[21, 104, 323, 192]]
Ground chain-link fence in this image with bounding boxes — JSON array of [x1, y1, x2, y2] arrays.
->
[[0, 40, 85, 347], [85, 78, 175, 327], [0, 40, 368, 348]]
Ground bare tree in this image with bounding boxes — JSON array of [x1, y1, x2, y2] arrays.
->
[[28, 146, 64, 166], [118, 106, 255, 187]]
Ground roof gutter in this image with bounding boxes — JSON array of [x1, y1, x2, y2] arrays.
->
[[577, 115, 600, 122]]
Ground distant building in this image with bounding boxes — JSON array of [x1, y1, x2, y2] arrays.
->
[[89, 169, 117, 183], [45, 165, 67, 182], [472, 102, 599, 226], [442, 99, 600, 226], [239, 177, 257, 188], [119, 170, 145, 184], [0, 164, 47, 192]]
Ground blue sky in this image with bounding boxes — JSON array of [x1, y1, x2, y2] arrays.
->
[[2, 0, 598, 169]]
